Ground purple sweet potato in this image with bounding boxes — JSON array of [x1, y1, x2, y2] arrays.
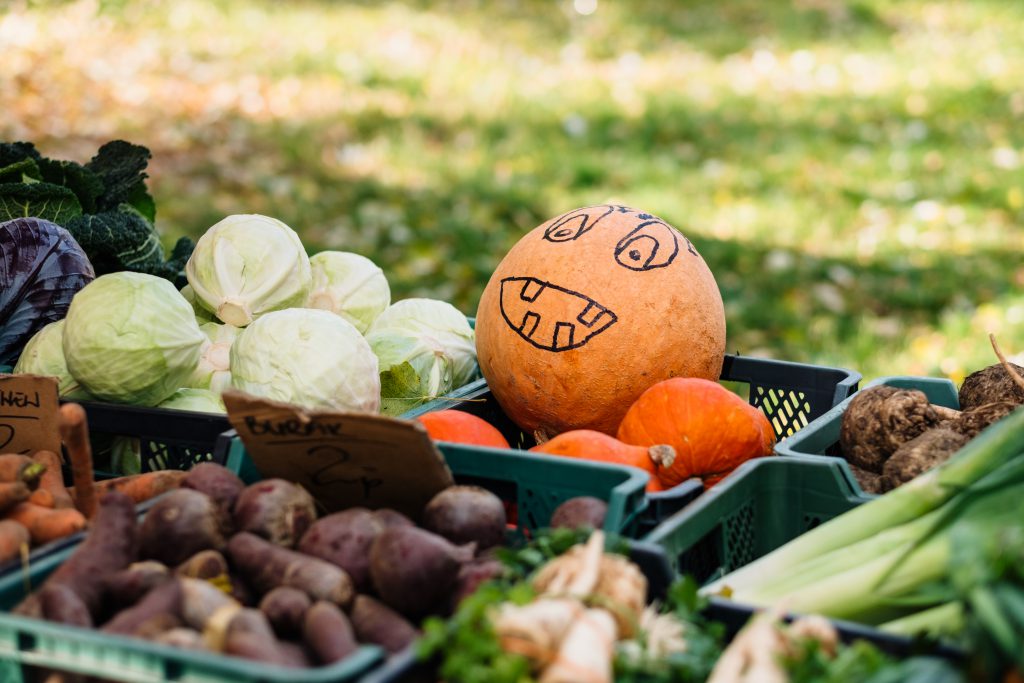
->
[[233, 479, 316, 548], [422, 486, 507, 551], [154, 628, 207, 650], [139, 488, 228, 566], [182, 463, 245, 522], [550, 497, 608, 530], [303, 601, 359, 665], [227, 532, 354, 607], [39, 583, 92, 627], [101, 579, 183, 637], [223, 608, 296, 667], [369, 526, 472, 618], [259, 586, 312, 638], [18, 491, 139, 619], [101, 561, 170, 612], [350, 595, 419, 654], [373, 509, 414, 529], [179, 577, 239, 630], [297, 508, 385, 592], [278, 641, 315, 668]]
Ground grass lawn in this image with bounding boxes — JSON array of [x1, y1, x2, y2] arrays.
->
[[3, 0, 1023, 383]]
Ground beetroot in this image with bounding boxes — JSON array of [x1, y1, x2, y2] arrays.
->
[[139, 489, 228, 566], [369, 526, 472, 618], [227, 532, 354, 607], [449, 557, 505, 612], [233, 479, 316, 548], [260, 586, 312, 638], [298, 508, 385, 592], [421, 486, 506, 550], [182, 463, 245, 522], [303, 601, 359, 665], [373, 508, 414, 529], [550, 496, 607, 530], [350, 595, 419, 654]]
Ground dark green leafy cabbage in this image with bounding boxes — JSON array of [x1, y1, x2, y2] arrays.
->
[[0, 217, 95, 365]]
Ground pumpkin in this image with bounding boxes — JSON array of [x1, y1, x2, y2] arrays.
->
[[416, 409, 511, 449], [529, 430, 674, 493], [617, 377, 775, 488], [475, 204, 726, 437]]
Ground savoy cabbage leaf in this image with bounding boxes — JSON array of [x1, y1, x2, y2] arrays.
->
[[0, 182, 83, 225], [86, 140, 156, 222]]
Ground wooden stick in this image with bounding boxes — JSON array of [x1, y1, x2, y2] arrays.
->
[[989, 333, 1024, 393], [58, 404, 96, 519]]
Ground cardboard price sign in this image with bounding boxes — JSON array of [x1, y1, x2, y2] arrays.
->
[[0, 374, 61, 455], [223, 390, 454, 517]]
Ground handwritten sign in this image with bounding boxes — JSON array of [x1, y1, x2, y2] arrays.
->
[[0, 374, 61, 455], [223, 390, 454, 517]]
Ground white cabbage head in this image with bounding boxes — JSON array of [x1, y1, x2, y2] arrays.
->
[[365, 298, 477, 415], [63, 272, 205, 406], [158, 388, 226, 414], [305, 251, 391, 333], [13, 320, 91, 400], [230, 308, 380, 412], [185, 214, 312, 327], [184, 321, 239, 394]]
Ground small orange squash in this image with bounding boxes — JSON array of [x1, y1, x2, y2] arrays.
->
[[529, 430, 674, 493], [416, 410, 511, 449], [617, 377, 775, 488]]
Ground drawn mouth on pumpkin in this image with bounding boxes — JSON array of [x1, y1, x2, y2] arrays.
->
[[498, 277, 618, 352]]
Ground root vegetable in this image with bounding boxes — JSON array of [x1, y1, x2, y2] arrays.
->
[[31, 451, 74, 509], [422, 486, 506, 551], [297, 508, 384, 592], [538, 607, 617, 683], [233, 479, 316, 548], [549, 497, 607, 531], [180, 577, 239, 630], [73, 470, 188, 506], [350, 595, 419, 654], [839, 385, 949, 473], [223, 608, 295, 667], [102, 579, 183, 637], [303, 601, 359, 665], [227, 532, 354, 607], [847, 464, 885, 495], [0, 454, 46, 486], [0, 519, 30, 564], [369, 526, 472, 619], [182, 463, 245, 520], [39, 583, 92, 627], [0, 483, 31, 515], [449, 557, 505, 611], [7, 503, 86, 544], [881, 427, 970, 491], [101, 562, 170, 611], [959, 364, 1024, 411], [25, 491, 138, 619], [139, 489, 228, 566], [493, 598, 583, 669], [59, 403, 96, 519], [278, 641, 315, 668], [955, 401, 1020, 438], [154, 628, 207, 650], [373, 509, 414, 529], [259, 586, 311, 638], [176, 550, 229, 581], [28, 488, 55, 508]]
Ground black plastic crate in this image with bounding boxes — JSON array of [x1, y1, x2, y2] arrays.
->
[[403, 354, 861, 534]]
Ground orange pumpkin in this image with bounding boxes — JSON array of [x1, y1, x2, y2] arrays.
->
[[475, 204, 726, 437], [416, 410, 511, 449], [617, 377, 775, 488], [529, 430, 675, 492]]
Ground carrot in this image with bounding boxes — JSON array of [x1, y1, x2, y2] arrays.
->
[[58, 404, 96, 519], [70, 470, 187, 506], [0, 481, 30, 514], [28, 488, 56, 508], [7, 503, 87, 545], [0, 519, 30, 564], [31, 450, 74, 509], [0, 454, 46, 487]]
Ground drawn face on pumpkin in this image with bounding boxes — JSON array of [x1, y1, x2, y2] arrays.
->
[[497, 205, 696, 352]]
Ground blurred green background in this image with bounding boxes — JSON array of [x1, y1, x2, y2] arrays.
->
[[3, 0, 1023, 383]]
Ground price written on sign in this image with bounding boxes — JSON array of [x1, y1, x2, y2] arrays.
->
[[0, 374, 61, 455], [223, 390, 454, 517]]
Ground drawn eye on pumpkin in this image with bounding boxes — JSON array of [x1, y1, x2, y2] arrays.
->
[[614, 220, 680, 271], [543, 205, 616, 242]]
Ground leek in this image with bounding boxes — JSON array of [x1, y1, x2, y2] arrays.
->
[[703, 407, 1024, 600]]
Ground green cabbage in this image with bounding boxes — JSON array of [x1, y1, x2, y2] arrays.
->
[[185, 214, 312, 327], [63, 272, 205, 406], [184, 321, 239, 394], [230, 308, 380, 412], [365, 298, 477, 416], [13, 320, 92, 400], [180, 284, 215, 324], [158, 388, 226, 414], [306, 251, 391, 333]]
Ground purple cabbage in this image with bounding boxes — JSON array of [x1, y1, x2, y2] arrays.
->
[[0, 217, 95, 366]]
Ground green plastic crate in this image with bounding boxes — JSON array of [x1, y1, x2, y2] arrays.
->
[[774, 376, 960, 496], [223, 436, 650, 538], [0, 527, 384, 683], [644, 455, 871, 585]]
